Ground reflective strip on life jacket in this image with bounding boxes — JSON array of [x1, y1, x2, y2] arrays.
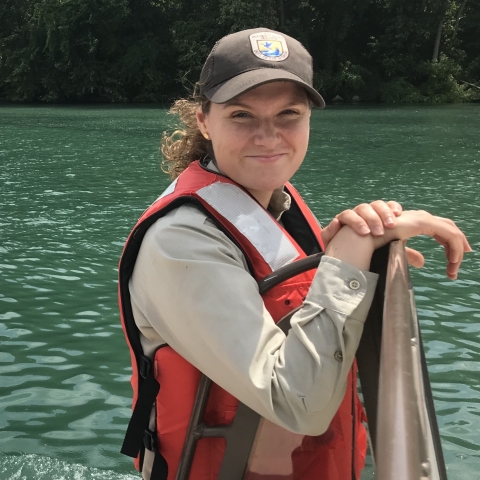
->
[[155, 177, 178, 201], [197, 182, 300, 271]]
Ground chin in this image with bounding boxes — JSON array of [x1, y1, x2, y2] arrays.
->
[[248, 179, 284, 192]]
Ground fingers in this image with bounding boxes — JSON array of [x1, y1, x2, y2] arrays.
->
[[429, 217, 470, 279], [335, 209, 371, 235], [320, 218, 342, 249], [386, 200, 403, 217], [335, 200, 404, 237], [405, 247, 425, 268], [434, 233, 463, 280], [434, 216, 472, 252], [368, 200, 402, 228]]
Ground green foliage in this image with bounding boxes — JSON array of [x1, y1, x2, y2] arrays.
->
[[0, 0, 178, 101], [0, 0, 40, 101], [380, 56, 474, 104], [421, 55, 471, 102], [315, 61, 370, 101], [170, 4, 224, 90], [457, 0, 480, 90], [0, 0, 479, 103], [379, 78, 424, 104], [33, 0, 130, 101], [219, 0, 278, 32]]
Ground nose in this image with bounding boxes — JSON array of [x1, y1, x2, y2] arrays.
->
[[253, 119, 281, 149]]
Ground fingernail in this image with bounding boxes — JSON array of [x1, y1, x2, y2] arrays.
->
[[360, 226, 370, 234], [385, 216, 395, 226], [373, 226, 384, 235]]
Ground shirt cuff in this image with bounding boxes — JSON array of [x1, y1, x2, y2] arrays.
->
[[306, 255, 379, 322]]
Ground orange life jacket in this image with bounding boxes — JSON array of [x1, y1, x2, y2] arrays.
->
[[118, 160, 367, 479]]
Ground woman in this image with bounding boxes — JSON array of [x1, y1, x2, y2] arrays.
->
[[118, 28, 470, 480]]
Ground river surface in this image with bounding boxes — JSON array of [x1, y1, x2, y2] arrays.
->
[[0, 104, 479, 479]]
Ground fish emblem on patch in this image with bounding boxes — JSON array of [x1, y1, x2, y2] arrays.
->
[[250, 32, 289, 62]]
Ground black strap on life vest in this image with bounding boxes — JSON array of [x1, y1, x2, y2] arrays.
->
[[257, 252, 324, 294], [121, 356, 159, 458], [120, 352, 168, 480]]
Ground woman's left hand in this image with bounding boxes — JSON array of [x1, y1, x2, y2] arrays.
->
[[321, 200, 426, 268]]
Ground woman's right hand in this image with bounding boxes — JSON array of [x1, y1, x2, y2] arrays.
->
[[373, 210, 472, 280]]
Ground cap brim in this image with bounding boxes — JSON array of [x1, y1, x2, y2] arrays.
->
[[203, 68, 325, 109]]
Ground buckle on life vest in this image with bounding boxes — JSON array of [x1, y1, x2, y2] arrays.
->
[[139, 355, 152, 379], [144, 428, 156, 451]]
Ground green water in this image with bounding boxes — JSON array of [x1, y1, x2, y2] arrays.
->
[[0, 104, 479, 480]]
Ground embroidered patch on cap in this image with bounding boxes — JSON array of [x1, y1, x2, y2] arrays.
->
[[249, 32, 289, 62]]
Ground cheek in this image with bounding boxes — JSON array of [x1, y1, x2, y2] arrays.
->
[[281, 116, 310, 148], [299, 122, 310, 153], [289, 124, 310, 155], [210, 138, 236, 176], [211, 125, 248, 158]]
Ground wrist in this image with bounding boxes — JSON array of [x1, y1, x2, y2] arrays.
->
[[325, 225, 375, 271], [372, 210, 429, 249]]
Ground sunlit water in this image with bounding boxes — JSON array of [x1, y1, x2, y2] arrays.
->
[[1, 104, 479, 479]]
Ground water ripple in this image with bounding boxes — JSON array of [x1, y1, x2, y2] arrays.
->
[[0, 454, 140, 480]]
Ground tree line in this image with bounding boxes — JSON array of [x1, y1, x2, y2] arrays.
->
[[1, 0, 479, 104]]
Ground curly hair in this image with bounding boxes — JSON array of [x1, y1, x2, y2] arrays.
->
[[161, 90, 212, 180]]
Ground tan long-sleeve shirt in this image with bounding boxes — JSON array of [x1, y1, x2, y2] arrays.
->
[[129, 198, 378, 436]]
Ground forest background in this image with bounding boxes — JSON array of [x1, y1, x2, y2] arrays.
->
[[1, 0, 479, 104]]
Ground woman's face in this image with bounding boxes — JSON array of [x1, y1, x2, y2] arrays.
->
[[196, 81, 311, 207]]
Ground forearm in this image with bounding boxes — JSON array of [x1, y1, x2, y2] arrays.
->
[[266, 256, 378, 434], [325, 224, 376, 271]]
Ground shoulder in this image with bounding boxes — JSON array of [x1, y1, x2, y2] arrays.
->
[[149, 202, 213, 230], [130, 202, 253, 327], [140, 203, 248, 268]]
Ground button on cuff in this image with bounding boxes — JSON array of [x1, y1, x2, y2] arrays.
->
[[334, 351, 343, 362], [348, 279, 361, 290], [306, 256, 379, 320]]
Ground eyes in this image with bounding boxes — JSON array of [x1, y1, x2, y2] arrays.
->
[[231, 108, 301, 119]]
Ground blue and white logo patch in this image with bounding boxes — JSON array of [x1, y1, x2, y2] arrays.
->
[[250, 32, 289, 62]]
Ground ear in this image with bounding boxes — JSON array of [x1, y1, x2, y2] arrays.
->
[[196, 106, 209, 138]]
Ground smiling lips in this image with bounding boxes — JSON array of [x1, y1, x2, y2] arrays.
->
[[246, 153, 286, 162]]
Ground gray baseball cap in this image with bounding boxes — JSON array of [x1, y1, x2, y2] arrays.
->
[[198, 28, 325, 108]]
